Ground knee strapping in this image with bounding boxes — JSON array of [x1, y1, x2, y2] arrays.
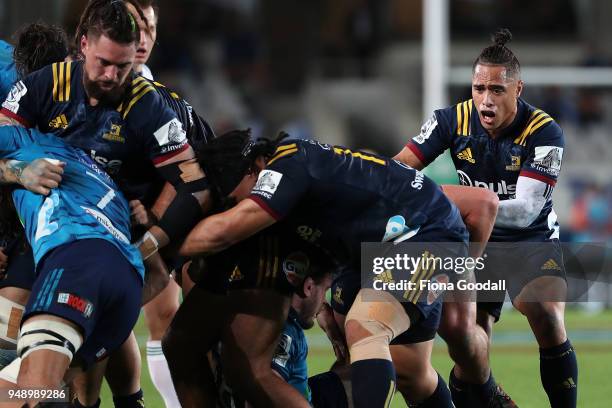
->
[[346, 289, 411, 362], [17, 319, 83, 361], [0, 296, 25, 346]]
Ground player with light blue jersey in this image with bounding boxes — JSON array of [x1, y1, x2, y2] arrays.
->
[[0, 126, 144, 277], [0, 40, 18, 103], [0, 125, 144, 404]]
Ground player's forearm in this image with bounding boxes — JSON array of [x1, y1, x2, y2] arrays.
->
[[0, 159, 27, 185], [495, 198, 542, 228], [494, 177, 548, 229], [180, 214, 233, 256]]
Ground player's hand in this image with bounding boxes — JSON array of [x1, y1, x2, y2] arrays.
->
[[0, 247, 8, 278], [316, 302, 348, 363], [129, 200, 157, 228], [18, 158, 65, 196]]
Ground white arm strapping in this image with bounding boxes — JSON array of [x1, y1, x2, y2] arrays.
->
[[495, 176, 550, 228]]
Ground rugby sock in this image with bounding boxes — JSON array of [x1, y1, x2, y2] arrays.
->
[[146, 340, 181, 408], [472, 370, 497, 405], [72, 398, 101, 408], [113, 389, 145, 408], [540, 339, 577, 408], [351, 359, 396, 408], [448, 367, 473, 408], [410, 373, 454, 408]]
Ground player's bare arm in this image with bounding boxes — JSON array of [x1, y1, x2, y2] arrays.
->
[[180, 198, 276, 256], [393, 146, 425, 170], [441, 184, 499, 257]]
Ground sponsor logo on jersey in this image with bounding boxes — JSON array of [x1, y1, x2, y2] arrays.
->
[[541, 258, 561, 271], [81, 206, 130, 244], [427, 274, 449, 305], [283, 251, 310, 280], [457, 148, 475, 164], [530, 146, 563, 177], [456, 170, 516, 196], [154, 118, 187, 148], [506, 155, 521, 171], [272, 334, 292, 367], [90, 150, 122, 175], [57, 292, 94, 318], [253, 170, 283, 199], [95, 347, 107, 360], [333, 286, 343, 306], [102, 124, 125, 143], [413, 115, 438, 144], [2, 81, 27, 113], [411, 170, 424, 190], [48, 114, 69, 130], [229, 266, 244, 282], [383, 215, 420, 243]]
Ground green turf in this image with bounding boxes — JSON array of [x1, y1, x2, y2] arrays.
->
[[98, 308, 612, 407]]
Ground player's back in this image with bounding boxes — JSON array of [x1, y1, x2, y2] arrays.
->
[[0, 126, 143, 277], [251, 139, 466, 267]]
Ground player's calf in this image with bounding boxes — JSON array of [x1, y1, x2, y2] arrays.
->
[[346, 289, 411, 408]]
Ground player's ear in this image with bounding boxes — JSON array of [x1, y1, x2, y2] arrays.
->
[[80, 35, 88, 53], [302, 276, 314, 297], [516, 80, 524, 99], [255, 156, 266, 172]]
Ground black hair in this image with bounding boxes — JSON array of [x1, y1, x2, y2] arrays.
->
[[196, 129, 289, 198], [74, 0, 146, 52], [472, 28, 521, 79], [12, 22, 69, 78]]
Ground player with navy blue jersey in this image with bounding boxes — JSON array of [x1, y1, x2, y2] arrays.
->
[[173, 130, 498, 408], [0, 125, 143, 407], [395, 29, 575, 408]]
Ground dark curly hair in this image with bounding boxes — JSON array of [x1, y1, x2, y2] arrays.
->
[[74, 0, 146, 52], [196, 129, 289, 198], [472, 28, 521, 79], [12, 22, 69, 78]]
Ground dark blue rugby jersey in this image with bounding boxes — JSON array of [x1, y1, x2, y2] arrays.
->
[[406, 98, 564, 242], [249, 139, 466, 268], [114, 80, 215, 205], [0, 60, 190, 192]]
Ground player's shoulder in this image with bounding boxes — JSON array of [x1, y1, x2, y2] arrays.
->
[[267, 138, 306, 166], [433, 98, 474, 136], [514, 99, 563, 147], [117, 74, 165, 122]]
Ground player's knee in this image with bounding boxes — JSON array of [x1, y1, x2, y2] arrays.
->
[[0, 296, 25, 349], [518, 302, 565, 337], [17, 319, 83, 362], [345, 290, 410, 361]]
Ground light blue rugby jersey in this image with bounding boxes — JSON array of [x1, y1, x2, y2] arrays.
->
[[0, 40, 18, 102], [0, 126, 144, 279]]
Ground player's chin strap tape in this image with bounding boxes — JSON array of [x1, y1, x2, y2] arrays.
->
[[157, 177, 210, 243], [17, 320, 83, 361]]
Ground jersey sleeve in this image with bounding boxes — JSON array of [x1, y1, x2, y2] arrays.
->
[[0, 126, 36, 156], [0, 65, 51, 127], [520, 120, 564, 186], [271, 331, 295, 381], [129, 88, 191, 165], [405, 109, 453, 166], [249, 143, 311, 220]]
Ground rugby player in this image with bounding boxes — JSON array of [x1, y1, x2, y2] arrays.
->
[[169, 131, 498, 408], [0, 125, 144, 408], [0, 21, 69, 358], [395, 29, 575, 408], [0, 2, 209, 406]]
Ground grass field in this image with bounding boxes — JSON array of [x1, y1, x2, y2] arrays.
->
[[99, 308, 612, 407]]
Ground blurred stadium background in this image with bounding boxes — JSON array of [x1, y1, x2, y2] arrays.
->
[[2, 0, 611, 406]]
